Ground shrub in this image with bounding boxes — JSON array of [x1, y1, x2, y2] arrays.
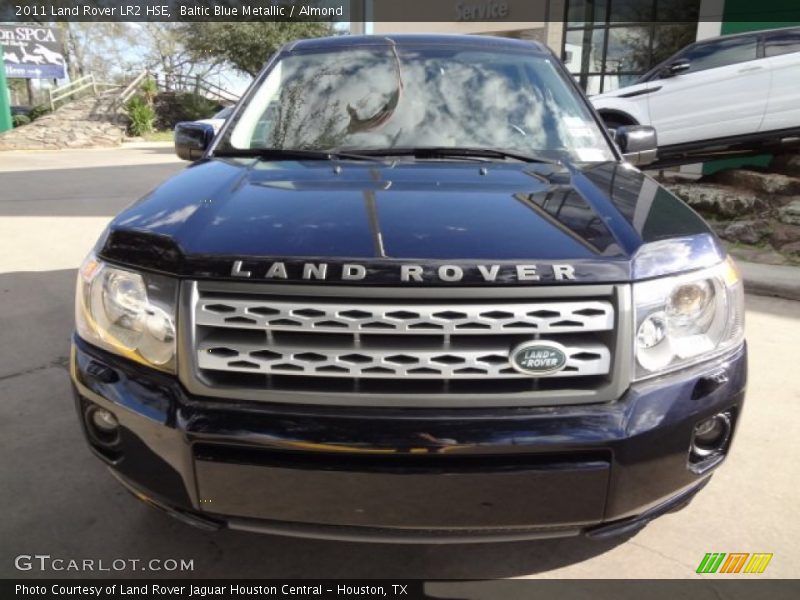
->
[[27, 105, 50, 121], [125, 95, 156, 136], [140, 77, 158, 106], [179, 93, 220, 121], [12, 114, 31, 127], [153, 91, 221, 130]]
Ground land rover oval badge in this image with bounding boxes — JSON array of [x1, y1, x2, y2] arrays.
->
[[510, 341, 568, 376]]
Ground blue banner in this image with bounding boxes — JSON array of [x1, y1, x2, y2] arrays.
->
[[5, 63, 66, 80], [1, 24, 67, 80]]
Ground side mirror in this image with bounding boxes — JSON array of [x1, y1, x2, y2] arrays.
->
[[660, 59, 690, 78], [616, 125, 658, 167], [174, 122, 215, 161]]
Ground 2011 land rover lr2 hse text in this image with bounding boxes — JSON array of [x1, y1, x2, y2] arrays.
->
[[71, 35, 747, 542]]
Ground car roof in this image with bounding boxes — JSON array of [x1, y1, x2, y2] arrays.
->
[[635, 25, 800, 83], [693, 25, 800, 44], [287, 33, 549, 54]]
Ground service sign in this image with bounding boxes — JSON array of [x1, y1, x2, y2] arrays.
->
[[1, 25, 66, 79]]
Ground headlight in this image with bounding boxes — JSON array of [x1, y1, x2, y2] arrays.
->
[[76, 254, 178, 372], [633, 256, 744, 380]]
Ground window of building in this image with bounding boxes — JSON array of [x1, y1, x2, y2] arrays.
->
[[563, 0, 700, 94]]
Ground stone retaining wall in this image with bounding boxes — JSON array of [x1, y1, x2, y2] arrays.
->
[[0, 95, 126, 151], [660, 154, 800, 263]]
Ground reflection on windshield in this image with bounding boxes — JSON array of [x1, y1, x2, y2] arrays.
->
[[220, 45, 614, 163]]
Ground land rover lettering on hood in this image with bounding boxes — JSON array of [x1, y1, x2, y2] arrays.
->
[[71, 34, 746, 542]]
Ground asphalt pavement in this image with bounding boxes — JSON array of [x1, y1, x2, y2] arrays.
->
[[0, 145, 798, 579]]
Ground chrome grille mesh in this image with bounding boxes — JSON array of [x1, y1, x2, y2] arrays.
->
[[198, 338, 611, 379], [191, 293, 615, 382], [195, 298, 614, 335]]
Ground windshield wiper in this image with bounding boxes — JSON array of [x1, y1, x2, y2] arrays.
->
[[341, 147, 560, 164], [213, 148, 388, 163]]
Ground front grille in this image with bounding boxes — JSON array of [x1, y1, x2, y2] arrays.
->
[[181, 282, 630, 407], [195, 297, 614, 336], [195, 297, 612, 380]]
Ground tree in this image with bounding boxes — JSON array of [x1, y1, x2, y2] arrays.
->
[[138, 23, 224, 90], [177, 22, 334, 78], [6, 79, 28, 105], [57, 22, 138, 81]]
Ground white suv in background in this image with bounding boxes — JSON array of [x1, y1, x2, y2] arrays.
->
[[194, 105, 235, 135], [591, 27, 800, 166]]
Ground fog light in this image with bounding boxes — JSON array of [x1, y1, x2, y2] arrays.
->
[[84, 405, 120, 447], [691, 412, 732, 459]]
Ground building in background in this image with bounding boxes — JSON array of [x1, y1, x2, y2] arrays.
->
[[367, 0, 798, 172], [561, 0, 701, 95], [366, 0, 561, 49], [369, 0, 798, 97], [370, 0, 703, 95]]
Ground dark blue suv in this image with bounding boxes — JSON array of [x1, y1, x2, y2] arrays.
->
[[71, 34, 746, 542]]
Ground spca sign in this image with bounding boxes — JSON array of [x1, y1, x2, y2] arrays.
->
[[1, 25, 66, 79]]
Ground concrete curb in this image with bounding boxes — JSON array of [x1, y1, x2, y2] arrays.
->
[[739, 261, 800, 302], [121, 141, 174, 149]]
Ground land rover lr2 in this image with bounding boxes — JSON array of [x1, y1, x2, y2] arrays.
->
[[71, 35, 746, 542]]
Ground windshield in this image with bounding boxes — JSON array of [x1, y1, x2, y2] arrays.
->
[[215, 43, 615, 163]]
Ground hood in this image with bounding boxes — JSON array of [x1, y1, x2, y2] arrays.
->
[[100, 157, 714, 284]]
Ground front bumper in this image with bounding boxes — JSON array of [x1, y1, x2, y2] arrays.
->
[[70, 336, 747, 542]]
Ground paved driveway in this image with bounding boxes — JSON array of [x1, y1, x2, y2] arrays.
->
[[0, 146, 797, 578]]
